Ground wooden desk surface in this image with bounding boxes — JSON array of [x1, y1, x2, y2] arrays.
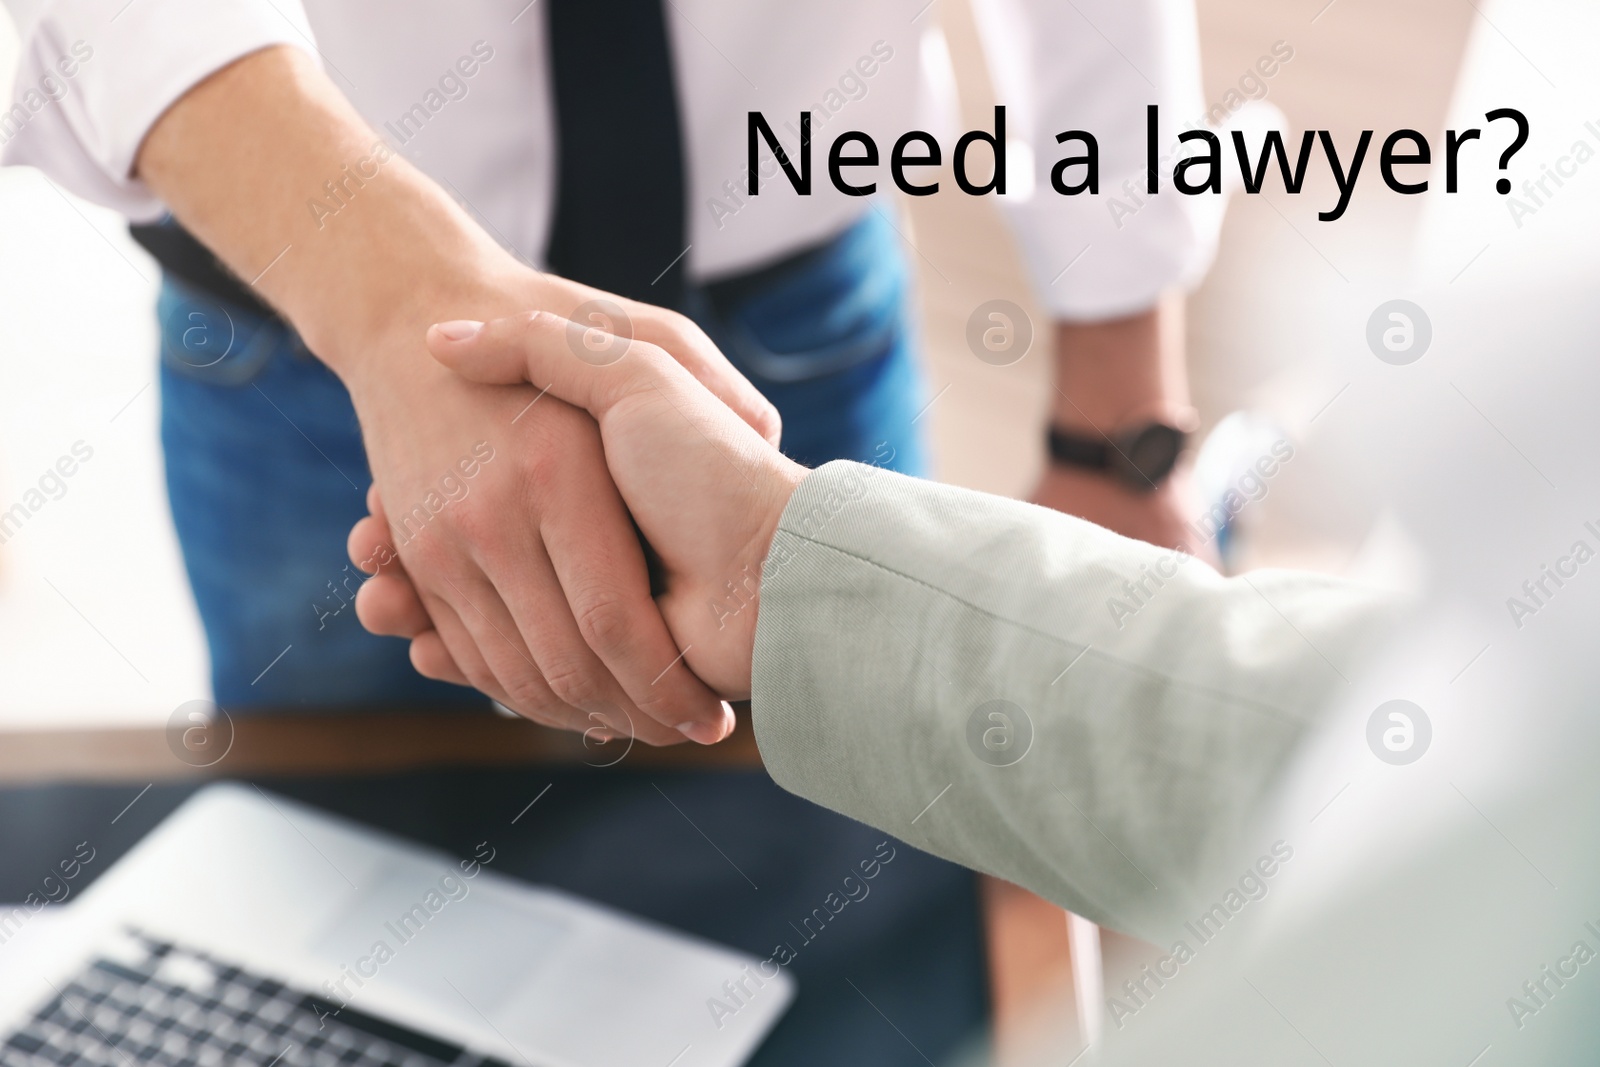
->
[[0, 708, 765, 785], [0, 709, 1085, 1059]]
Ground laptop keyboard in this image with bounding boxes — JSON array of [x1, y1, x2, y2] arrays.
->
[[0, 931, 514, 1067]]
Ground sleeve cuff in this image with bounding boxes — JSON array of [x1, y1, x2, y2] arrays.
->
[[748, 460, 1398, 936]]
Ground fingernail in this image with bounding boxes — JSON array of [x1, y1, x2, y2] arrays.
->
[[434, 320, 483, 342], [677, 720, 725, 745]]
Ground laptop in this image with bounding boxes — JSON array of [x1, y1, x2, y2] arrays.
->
[[0, 784, 793, 1067]]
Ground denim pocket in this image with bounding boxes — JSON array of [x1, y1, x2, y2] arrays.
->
[[157, 278, 290, 387], [704, 211, 907, 385]]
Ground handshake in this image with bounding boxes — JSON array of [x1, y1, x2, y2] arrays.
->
[[346, 308, 807, 748]]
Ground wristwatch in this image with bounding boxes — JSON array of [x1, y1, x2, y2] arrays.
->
[[1047, 420, 1191, 492]]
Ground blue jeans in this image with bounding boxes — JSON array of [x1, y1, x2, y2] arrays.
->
[[154, 209, 981, 1066], [697, 211, 930, 476]]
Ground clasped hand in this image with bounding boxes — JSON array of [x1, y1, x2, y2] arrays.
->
[[349, 311, 805, 745]]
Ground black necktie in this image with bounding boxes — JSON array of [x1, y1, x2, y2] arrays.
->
[[544, 0, 688, 309]]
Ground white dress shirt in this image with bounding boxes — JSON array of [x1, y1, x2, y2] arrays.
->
[[2, 0, 1218, 319]]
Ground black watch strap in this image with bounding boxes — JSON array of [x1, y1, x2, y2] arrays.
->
[[1046, 428, 1112, 471], [1047, 422, 1189, 491]]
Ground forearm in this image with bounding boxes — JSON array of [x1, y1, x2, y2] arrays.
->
[[751, 462, 1396, 940], [1051, 294, 1191, 431], [134, 45, 522, 382]]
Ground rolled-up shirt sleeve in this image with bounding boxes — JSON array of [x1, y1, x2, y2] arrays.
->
[[2, 0, 317, 219], [973, 0, 1223, 320]]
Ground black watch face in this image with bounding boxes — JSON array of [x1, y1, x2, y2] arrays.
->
[[1119, 424, 1185, 487]]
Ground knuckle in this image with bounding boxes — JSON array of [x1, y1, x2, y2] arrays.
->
[[397, 528, 450, 574], [503, 671, 557, 714], [630, 680, 679, 713], [574, 592, 635, 656], [461, 665, 501, 700], [639, 309, 700, 357], [756, 400, 783, 439], [444, 496, 496, 547], [518, 309, 562, 338], [659, 309, 708, 347], [541, 658, 602, 710], [516, 453, 561, 502], [633, 689, 697, 728]]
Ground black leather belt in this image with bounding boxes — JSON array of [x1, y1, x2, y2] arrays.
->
[[130, 218, 846, 327], [130, 221, 275, 317]]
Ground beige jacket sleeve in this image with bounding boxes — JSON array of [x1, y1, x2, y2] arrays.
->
[[750, 461, 1395, 941]]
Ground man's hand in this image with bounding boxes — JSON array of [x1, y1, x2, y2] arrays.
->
[[344, 307, 737, 745], [135, 46, 780, 744], [352, 313, 807, 702]]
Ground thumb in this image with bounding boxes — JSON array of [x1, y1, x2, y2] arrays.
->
[[430, 304, 781, 448], [428, 311, 686, 421]]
